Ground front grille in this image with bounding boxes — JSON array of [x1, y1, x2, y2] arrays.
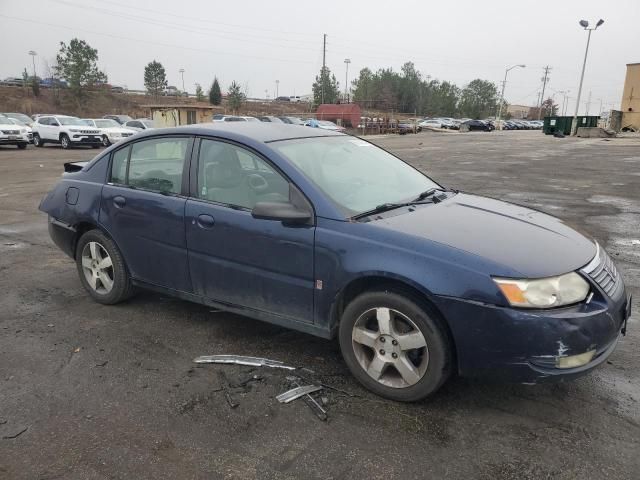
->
[[1, 130, 19, 135], [581, 244, 621, 297], [79, 130, 99, 134]]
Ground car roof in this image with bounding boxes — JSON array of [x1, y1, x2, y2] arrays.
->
[[131, 122, 344, 143]]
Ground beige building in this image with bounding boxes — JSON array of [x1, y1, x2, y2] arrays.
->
[[621, 63, 640, 130], [143, 104, 216, 127], [506, 104, 531, 119]]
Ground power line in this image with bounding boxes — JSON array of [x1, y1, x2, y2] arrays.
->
[[0, 14, 317, 66]]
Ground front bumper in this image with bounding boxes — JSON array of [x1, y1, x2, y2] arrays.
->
[[0, 135, 29, 145], [434, 283, 631, 384], [70, 135, 101, 144]]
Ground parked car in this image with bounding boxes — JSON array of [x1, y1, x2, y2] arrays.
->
[[82, 118, 137, 147], [461, 120, 492, 132], [278, 116, 305, 125], [2, 77, 26, 87], [212, 115, 257, 123], [164, 86, 180, 96], [418, 119, 444, 129], [32, 115, 101, 149], [111, 86, 125, 94], [275, 96, 290, 102], [2, 113, 34, 127], [103, 115, 133, 125], [39, 123, 631, 401], [397, 122, 421, 134], [289, 96, 301, 103], [307, 120, 346, 132], [123, 119, 155, 131], [258, 116, 284, 123], [0, 115, 30, 149], [39, 78, 68, 89], [5, 117, 33, 142]]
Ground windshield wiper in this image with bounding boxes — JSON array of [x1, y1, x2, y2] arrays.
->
[[352, 201, 430, 220]]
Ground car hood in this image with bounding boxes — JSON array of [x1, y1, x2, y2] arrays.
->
[[371, 193, 596, 278], [102, 127, 136, 134]]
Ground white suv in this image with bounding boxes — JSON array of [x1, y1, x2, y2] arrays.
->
[[32, 115, 101, 149], [0, 115, 30, 149], [82, 118, 137, 147]]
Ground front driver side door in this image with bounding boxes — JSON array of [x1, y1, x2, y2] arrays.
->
[[185, 138, 315, 323]]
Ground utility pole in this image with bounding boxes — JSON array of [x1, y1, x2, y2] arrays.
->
[[28, 50, 37, 78], [538, 66, 551, 120], [275, 79, 279, 99], [179, 68, 185, 92], [585, 90, 592, 115], [496, 64, 525, 129], [343, 59, 351, 102], [321, 34, 326, 105]]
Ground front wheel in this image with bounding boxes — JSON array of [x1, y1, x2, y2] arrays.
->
[[75, 230, 134, 304], [60, 134, 71, 149], [102, 135, 111, 147], [339, 290, 452, 402], [33, 133, 43, 147]]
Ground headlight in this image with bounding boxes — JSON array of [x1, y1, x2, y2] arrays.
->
[[69, 128, 80, 132], [494, 272, 590, 308], [111, 132, 122, 137], [20, 129, 26, 134]]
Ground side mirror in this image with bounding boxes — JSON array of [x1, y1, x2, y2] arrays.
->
[[251, 201, 311, 225]]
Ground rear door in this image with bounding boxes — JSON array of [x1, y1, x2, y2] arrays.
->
[[185, 138, 315, 322], [99, 135, 194, 292]]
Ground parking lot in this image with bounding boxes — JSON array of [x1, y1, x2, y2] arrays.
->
[[0, 130, 638, 479]]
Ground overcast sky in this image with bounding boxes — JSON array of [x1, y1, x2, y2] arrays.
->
[[1, 0, 638, 114]]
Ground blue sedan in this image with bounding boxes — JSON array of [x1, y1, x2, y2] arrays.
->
[[39, 123, 631, 401]]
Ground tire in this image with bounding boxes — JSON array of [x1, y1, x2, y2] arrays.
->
[[75, 229, 134, 305], [339, 290, 452, 402], [33, 133, 44, 147], [17, 143, 27, 149], [60, 134, 71, 149], [102, 135, 111, 147]]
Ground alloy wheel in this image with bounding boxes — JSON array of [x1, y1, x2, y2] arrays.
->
[[351, 307, 429, 388], [81, 241, 114, 294]]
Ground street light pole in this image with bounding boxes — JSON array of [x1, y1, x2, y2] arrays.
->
[[344, 58, 351, 102], [496, 64, 525, 130], [571, 19, 604, 135], [275, 79, 279, 99], [179, 68, 185, 92], [28, 50, 37, 78]]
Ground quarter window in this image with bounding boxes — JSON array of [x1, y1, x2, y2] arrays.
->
[[197, 139, 289, 209], [109, 137, 190, 194]]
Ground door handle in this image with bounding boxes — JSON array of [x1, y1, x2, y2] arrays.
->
[[196, 214, 215, 229], [113, 196, 126, 208]]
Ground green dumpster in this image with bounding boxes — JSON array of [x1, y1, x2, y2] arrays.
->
[[543, 115, 600, 135]]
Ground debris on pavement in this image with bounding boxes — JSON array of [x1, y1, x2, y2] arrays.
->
[[276, 385, 323, 403], [2, 426, 28, 439], [284, 376, 328, 421], [217, 371, 239, 409], [193, 355, 296, 370], [229, 374, 263, 389]]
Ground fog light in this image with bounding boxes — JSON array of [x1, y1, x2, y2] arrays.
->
[[556, 349, 596, 369]]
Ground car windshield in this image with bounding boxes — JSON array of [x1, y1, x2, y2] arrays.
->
[[6, 113, 32, 124], [318, 121, 336, 126], [141, 120, 154, 128], [57, 117, 86, 126], [94, 119, 119, 128], [273, 136, 440, 216]]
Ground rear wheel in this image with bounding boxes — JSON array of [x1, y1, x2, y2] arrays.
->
[[60, 134, 71, 149], [33, 133, 43, 147], [339, 290, 452, 402], [75, 230, 134, 304]]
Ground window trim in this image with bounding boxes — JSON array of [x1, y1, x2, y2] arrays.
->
[[106, 135, 194, 197], [189, 136, 315, 220]]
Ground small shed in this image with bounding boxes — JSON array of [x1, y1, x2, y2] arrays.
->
[[143, 104, 215, 127], [316, 104, 361, 128]]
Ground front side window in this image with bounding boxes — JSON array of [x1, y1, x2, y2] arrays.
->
[[110, 137, 190, 194], [272, 136, 439, 216], [197, 139, 289, 209]]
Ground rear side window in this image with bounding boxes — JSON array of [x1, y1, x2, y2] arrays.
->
[[109, 137, 190, 194]]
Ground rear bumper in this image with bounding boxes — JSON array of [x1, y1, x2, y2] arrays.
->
[[434, 285, 631, 383]]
